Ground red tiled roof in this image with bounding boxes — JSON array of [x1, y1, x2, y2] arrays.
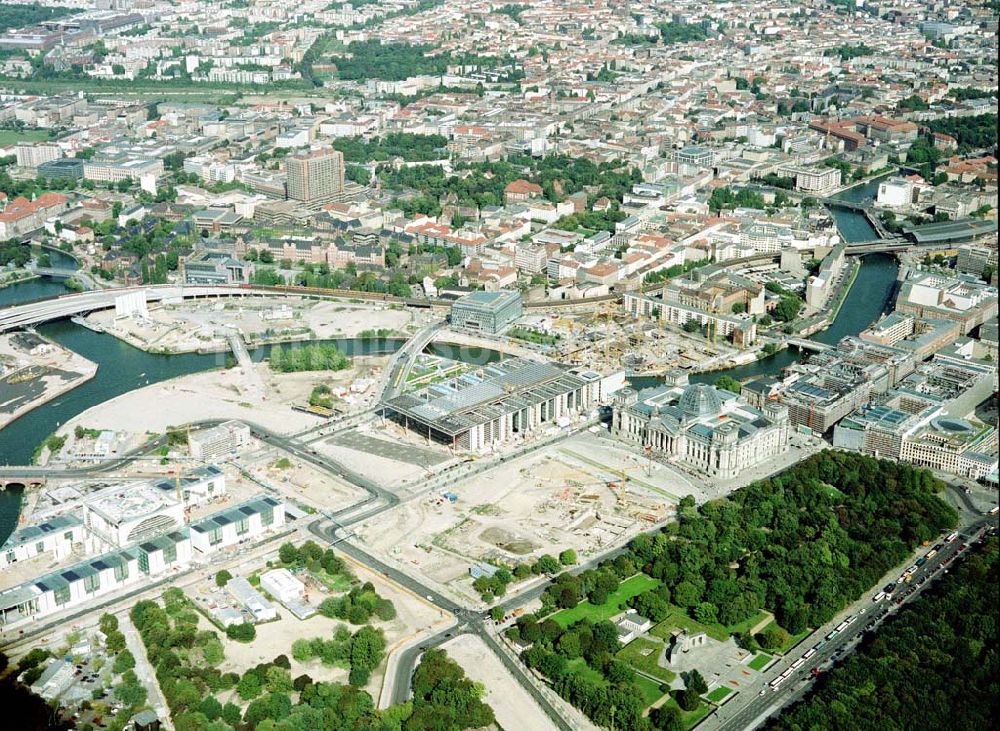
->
[[504, 179, 543, 195], [0, 193, 67, 222]]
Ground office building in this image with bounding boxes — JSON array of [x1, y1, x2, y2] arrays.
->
[[956, 243, 998, 279], [805, 244, 845, 309], [877, 177, 920, 207], [286, 148, 345, 206], [0, 549, 140, 625], [149, 465, 227, 506], [623, 289, 757, 346], [0, 532, 184, 628], [859, 313, 960, 361], [0, 193, 70, 239], [189, 495, 285, 554], [180, 251, 252, 285], [793, 166, 841, 195], [780, 364, 873, 434], [895, 270, 998, 335], [834, 396, 938, 461], [0, 515, 84, 569], [819, 337, 916, 390], [15, 142, 61, 169], [899, 421, 997, 480], [672, 145, 714, 168], [37, 158, 84, 181], [611, 380, 789, 480], [188, 421, 252, 460], [135, 531, 192, 576], [83, 482, 185, 549], [383, 358, 622, 451], [450, 290, 523, 334], [83, 157, 164, 183]]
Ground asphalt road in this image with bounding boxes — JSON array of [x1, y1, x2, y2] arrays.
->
[[706, 515, 998, 731], [7, 408, 994, 731], [307, 518, 574, 731], [378, 320, 446, 401]]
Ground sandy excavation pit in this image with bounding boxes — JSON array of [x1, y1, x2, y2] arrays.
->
[[354, 434, 685, 601]]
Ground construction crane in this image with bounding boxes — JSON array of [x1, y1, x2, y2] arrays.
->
[[603, 458, 655, 511]]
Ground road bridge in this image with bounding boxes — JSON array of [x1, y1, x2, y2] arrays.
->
[[0, 235, 935, 334], [0, 476, 47, 492], [821, 198, 870, 211], [786, 338, 833, 353], [0, 284, 311, 333], [30, 267, 78, 278], [377, 320, 447, 402]]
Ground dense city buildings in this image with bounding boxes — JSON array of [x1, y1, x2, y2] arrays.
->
[[0, 1, 997, 729]]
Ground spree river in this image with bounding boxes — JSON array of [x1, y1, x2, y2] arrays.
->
[[0, 185, 895, 540], [631, 175, 899, 389]]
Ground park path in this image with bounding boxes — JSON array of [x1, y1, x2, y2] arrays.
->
[[121, 610, 173, 730]]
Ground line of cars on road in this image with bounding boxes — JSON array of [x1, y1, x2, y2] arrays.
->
[[763, 526, 996, 695], [767, 643, 825, 692]]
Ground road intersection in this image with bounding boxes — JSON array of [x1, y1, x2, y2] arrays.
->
[[4, 407, 996, 731]]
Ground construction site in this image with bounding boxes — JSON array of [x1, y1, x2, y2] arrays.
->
[[240, 451, 369, 515], [512, 304, 749, 378], [84, 295, 421, 354], [352, 431, 708, 604], [0, 331, 97, 430]]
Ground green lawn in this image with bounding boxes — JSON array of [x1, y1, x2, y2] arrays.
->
[[0, 129, 51, 145], [706, 686, 733, 703], [551, 574, 661, 628], [760, 620, 811, 655], [616, 638, 676, 684], [308, 568, 353, 593], [567, 656, 666, 709], [748, 653, 772, 671], [634, 674, 666, 706], [649, 609, 730, 643], [725, 609, 771, 636], [564, 657, 605, 685]]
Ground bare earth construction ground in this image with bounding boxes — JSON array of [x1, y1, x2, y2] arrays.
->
[[441, 634, 557, 731], [87, 297, 420, 353], [352, 432, 706, 603]]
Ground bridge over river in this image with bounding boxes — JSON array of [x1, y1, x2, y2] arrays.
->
[[786, 337, 833, 353], [0, 231, 951, 334]]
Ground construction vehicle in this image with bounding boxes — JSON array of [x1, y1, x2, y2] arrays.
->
[[7, 367, 41, 385]]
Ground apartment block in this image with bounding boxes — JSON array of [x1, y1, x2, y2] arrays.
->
[[286, 148, 346, 206]]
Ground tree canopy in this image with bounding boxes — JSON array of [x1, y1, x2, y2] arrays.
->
[[512, 452, 958, 729], [769, 536, 998, 731]]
